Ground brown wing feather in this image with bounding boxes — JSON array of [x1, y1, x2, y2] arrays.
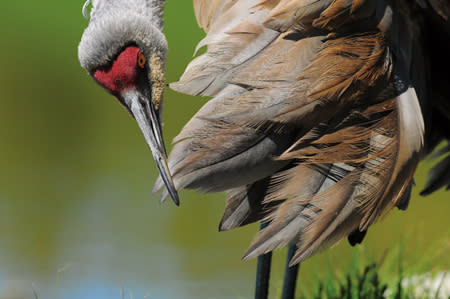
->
[[244, 89, 423, 263], [219, 177, 275, 231], [193, 0, 239, 32], [157, 0, 427, 264]]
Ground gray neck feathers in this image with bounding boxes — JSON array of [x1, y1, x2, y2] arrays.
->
[[78, 0, 167, 72]]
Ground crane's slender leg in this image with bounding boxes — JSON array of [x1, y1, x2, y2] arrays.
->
[[254, 221, 272, 299], [281, 244, 300, 299]]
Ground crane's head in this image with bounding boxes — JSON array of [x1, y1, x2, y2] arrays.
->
[[78, 7, 179, 205]]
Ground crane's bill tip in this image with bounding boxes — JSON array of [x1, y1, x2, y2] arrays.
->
[[155, 158, 179, 206], [169, 190, 180, 206], [159, 189, 180, 206]]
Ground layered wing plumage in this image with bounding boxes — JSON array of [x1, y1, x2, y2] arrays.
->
[[153, 0, 450, 264]]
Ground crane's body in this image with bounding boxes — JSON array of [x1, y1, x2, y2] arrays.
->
[[79, 0, 450, 296]]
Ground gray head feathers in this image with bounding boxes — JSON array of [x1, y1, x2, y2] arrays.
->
[[78, 0, 167, 73]]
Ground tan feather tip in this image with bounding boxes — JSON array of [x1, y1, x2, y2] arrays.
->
[[168, 81, 184, 93], [218, 211, 245, 231], [288, 248, 310, 267], [218, 217, 233, 232], [159, 189, 169, 204], [241, 251, 255, 261], [288, 255, 302, 267], [218, 220, 230, 232], [242, 243, 269, 261], [152, 177, 170, 204], [152, 176, 164, 193]]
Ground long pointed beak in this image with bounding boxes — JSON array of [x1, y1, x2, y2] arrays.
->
[[122, 89, 179, 206]]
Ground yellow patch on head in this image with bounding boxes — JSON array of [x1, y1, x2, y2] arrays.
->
[[149, 52, 165, 110]]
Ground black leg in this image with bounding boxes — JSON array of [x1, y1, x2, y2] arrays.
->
[[281, 244, 300, 299], [254, 221, 272, 299]]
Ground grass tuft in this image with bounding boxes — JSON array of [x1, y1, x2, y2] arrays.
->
[[296, 239, 450, 299]]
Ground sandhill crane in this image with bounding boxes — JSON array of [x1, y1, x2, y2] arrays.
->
[[78, 0, 450, 298]]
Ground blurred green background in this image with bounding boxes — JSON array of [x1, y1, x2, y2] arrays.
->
[[0, 1, 448, 298]]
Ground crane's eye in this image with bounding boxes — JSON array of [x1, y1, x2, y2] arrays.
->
[[138, 52, 146, 69]]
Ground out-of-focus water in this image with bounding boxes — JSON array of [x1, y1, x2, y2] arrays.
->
[[0, 1, 448, 298]]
